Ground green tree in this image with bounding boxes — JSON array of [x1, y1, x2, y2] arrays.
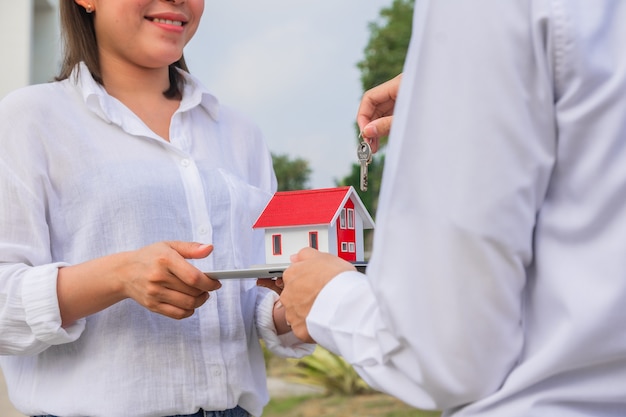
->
[[358, 0, 414, 102], [340, 0, 414, 221], [272, 152, 312, 191]]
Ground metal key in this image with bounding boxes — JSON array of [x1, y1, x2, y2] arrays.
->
[[357, 140, 372, 191]]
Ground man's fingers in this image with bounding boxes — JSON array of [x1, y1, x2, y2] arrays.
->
[[362, 116, 393, 153], [290, 247, 320, 264], [356, 73, 402, 143]]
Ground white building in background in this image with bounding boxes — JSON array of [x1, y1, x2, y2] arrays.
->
[[0, 0, 60, 99]]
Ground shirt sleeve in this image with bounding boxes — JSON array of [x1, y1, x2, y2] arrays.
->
[[307, 0, 559, 410], [0, 262, 85, 355], [0, 93, 86, 354]]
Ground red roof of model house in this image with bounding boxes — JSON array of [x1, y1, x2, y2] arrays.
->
[[253, 186, 374, 229]]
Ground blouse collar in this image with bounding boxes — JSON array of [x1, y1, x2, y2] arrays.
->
[[70, 62, 220, 125]]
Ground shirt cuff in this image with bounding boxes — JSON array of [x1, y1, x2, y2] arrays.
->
[[22, 263, 86, 346], [256, 290, 316, 358], [306, 270, 369, 355]]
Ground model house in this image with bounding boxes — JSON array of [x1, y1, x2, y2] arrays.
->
[[253, 186, 374, 264]]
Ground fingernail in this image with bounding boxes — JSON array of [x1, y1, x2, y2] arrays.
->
[[365, 124, 379, 139]]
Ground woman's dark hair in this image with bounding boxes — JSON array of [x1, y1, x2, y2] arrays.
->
[[55, 2, 187, 99]]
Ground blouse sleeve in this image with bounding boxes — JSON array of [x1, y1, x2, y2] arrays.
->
[[255, 286, 316, 358], [0, 91, 85, 355]]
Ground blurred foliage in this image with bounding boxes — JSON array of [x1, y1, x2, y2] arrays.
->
[[340, 0, 414, 220], [264, 346, 443, 417], [272, 152, 312, 191], [358, 0, 414, 97], [290, 346, 375, 396]]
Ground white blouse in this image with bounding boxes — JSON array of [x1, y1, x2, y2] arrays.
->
[[0, 63, 312, 417], [308, 1, 626, 416]]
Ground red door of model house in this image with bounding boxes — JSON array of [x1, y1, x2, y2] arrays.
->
[[336, 200, 356, 262]]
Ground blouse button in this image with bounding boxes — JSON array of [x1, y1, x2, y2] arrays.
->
[[180, 158, 190, 167]]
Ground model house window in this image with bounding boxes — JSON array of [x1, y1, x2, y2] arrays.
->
[[340, 209, 346, 229], [347, 209, 355, 229], [272, 234, 282, 255], [341, 242, 348, 252], [309, 231, 318, 249], [349, 242, 355, 253]]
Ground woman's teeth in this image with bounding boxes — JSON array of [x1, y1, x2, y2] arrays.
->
[[151, 18, 183, 26]]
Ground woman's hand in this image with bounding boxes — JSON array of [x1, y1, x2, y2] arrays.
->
[[120, 241, 221, 320], [257, 277, 284, 294], [357, 73, 402, 153], [57, 241, 221, 325]]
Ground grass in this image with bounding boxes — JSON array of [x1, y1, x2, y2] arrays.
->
[[263, 354, 441, 417], [263, 392, 441, 417]]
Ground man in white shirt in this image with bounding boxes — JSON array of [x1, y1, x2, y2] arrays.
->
[[281, 1, 626, 416]]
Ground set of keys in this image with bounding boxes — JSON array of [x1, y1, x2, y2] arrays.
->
[[357, 134, 372, 192]]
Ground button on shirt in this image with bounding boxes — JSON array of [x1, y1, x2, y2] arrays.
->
[[0, 63, 306, 417], [307, 1, 626, 416]]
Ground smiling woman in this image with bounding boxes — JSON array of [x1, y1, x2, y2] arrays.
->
[[0, 0, 314, 416]]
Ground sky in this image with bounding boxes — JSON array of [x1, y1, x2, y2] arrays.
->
[[184, 0, 393, 189]]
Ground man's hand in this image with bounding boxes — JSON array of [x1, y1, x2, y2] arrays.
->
[[280, 248, 356, 342], [357, 73, 402, 153]]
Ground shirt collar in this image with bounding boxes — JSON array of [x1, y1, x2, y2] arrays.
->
[[179, 70, 220, 121], [69, 62, 220, 124]]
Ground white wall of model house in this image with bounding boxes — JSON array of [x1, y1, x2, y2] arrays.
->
[[0, 0, 60, 99], [262, 226, 333, 264]]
